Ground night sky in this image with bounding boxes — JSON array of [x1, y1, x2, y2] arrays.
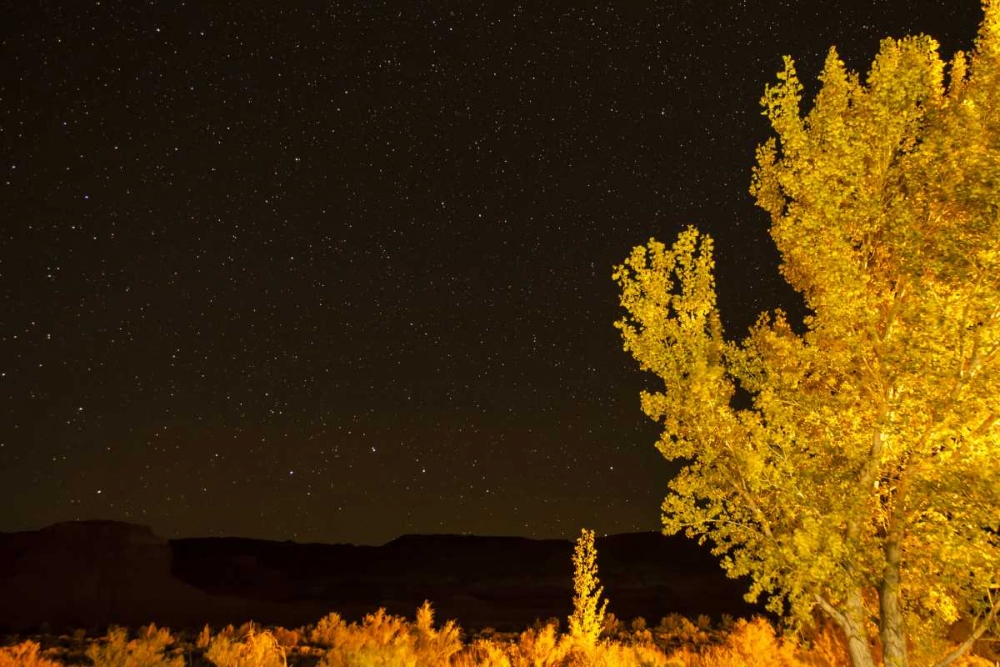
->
[[2, 1, 983, 545]]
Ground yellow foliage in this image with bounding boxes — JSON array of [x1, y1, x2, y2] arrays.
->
[[28, 611, 1000, 667], [451, 638, 514, 667], [510, 622, 572, 667], [653, 615, 710, 648], [314, 603, 462, 667], [0, 641, 61, 667], [196, 625, 212, 650], [270, 626, 301, 649], [614, 3, 1000, 667], [86, 625, 184, 667], [948, 656, 998, 667], [568, 529, 609, 649], [698, 618, 802, 667], [795, 622, 851, 667], [310, 612, 348, 648], [205, 625, 286, 667], [315, 608, 416, 667]]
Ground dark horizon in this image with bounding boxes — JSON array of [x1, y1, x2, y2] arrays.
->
[[2, 1, 983, 545], [4, 516, 676, 547], [0, 518, 759, 633]]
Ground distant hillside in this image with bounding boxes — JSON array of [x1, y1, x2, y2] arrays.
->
[[0, 521, 758, 632], [0, 521, 290, 630]]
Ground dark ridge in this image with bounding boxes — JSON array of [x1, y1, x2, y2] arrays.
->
[[1, 522, 759, 632]]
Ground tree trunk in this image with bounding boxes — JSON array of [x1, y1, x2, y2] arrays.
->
[[819, 589, 876, 667], [880, 536, 908, 667], [878, 470, 916, 667], [845, 589, 878, 667], [846, 632, 876, 667]]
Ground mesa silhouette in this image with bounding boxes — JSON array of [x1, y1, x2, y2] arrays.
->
[[0, 521, 756, 632]]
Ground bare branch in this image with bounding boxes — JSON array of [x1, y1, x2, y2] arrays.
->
[[814, 594, 849, 630], [932, 595, 1000, 667]]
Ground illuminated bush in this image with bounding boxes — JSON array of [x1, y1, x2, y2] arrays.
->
[[316, 603, 461, 667], [309, 612, 348, 648], [568, 529, 608, 650], [413, 600, 463, 664], [653, 615, 710, 649], [697, 618, 801, 667], [795, 622, 851, 667], [510, 621, 572, 666], [590, 641, 680, 667], [196, 625, 212, 650], [451, 639, 513, 667], [205, 625, 286, 667], [86, 625, 184, 667], [0, 641, 61, 667], [270, 626, 301, 649], [9, 611, 955, 667]]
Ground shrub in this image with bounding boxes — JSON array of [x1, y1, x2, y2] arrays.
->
[[589, 640, 679, 667], [452, 639, 513, 667], [796, 622, 850, 667], [310, 613, 348, 649], [653, 615, 709, 648], [317, 609, 418, 667], [0, 641, 62, 667], [568, 529, 608, 649], [205, 626, 286, 667], [698, 618, 801, 667], [601, 613, 624, 640], [270, 627, 300, 649], [413, 601, 463, 664], [86, 625, 184, 667], [196, 626, 212, 651], [316, 604, 462, 667], [510, 622, 572, 667]]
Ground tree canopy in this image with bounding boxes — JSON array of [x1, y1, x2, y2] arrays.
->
[[613, 4, 1000, 667]]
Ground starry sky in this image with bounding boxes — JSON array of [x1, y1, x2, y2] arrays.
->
[[1, 1, 983, 545]]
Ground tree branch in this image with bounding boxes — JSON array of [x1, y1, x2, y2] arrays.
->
[[932, 594, 1000, 667], [814, 593, 849, 629], [972, 412, 998, 438]]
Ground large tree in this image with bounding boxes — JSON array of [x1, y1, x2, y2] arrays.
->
[[613, 5, 1000, 667]]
